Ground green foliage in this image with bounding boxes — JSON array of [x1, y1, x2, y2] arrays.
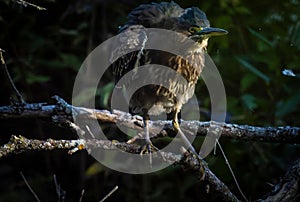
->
[[236, 57, 270, 83], [276, 91, 300, 118], [98, 82, 114, 107], [199, 0, 300, 127]]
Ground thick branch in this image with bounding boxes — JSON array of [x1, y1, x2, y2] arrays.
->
[[257, 159, 300, 202], [0, 97, 299, 143], [0, 135, 240, 202]]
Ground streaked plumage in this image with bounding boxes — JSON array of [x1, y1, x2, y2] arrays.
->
[[112, 2, 227, 157]]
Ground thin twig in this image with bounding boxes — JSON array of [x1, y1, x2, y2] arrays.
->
[[86, 125, 95, 138], [20, 171, 41, 202], [53, 174, 66, 202], [13, 0, 46, 10], [79, 189, 85, 202], [216, 140, 248, 202], [99, 186, 119, 202], [0, 49, 25, 104]]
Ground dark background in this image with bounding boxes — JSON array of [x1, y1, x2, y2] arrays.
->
[[0, 0, 299, 201]]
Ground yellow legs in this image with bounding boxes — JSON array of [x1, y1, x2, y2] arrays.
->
[[172, 110, 200, 159]]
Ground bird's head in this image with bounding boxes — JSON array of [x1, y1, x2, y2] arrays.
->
[[121, 2, 227, 46], [180, 7, 227, 44]]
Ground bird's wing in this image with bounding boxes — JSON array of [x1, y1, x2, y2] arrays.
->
[[111, 25, 149, 84]]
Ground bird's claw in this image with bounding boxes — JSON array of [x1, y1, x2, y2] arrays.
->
[[181, 148, 206, 180], [139, 141, 166, 164], [140, 141, 159, 154]]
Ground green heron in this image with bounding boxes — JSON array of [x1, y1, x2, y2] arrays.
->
[[113, 2, 227, 160]]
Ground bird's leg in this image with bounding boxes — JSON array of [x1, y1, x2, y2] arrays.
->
[[141, 111, 160, 164], [143, 113, 151, 151], [172, 110, 202, 160], [172, 111, 206, 178], [172, 110, 193, 154]]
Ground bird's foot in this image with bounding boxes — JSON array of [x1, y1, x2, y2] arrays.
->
[[140, 141, 156, 165], [140, 141, 159, 154], [140, 140, 165, 165], [185, 149, 208, 181], [182, 148, 206, 180], [191, 151, 207, 180]]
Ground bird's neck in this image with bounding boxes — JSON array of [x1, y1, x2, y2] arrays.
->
[[192, 38, 208, 53]]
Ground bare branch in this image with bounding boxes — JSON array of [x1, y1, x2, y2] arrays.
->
[[0, 135, 240, 202], [257, 159, 300, 202], [99, 186, 118, 202], [0, 48, 25, 104], [53, 174, 66, 202], [0, 97, 299, 143], [0, 96, 298, 201], [180, 153, 240, 202], [20, 171, 41, 202], [0, 135, 84, 158], [79, 189, 85, 202], [12, 0, 46, 10]]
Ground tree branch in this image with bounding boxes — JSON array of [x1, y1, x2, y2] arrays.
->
[[0, 135, 240, 202], [12, 0, 46, 10], [0, 96, 299, 201], [0, 96, 299, 143], [257, 159, 300, 202]]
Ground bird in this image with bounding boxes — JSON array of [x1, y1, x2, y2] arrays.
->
[[112, 1, 227, 161]]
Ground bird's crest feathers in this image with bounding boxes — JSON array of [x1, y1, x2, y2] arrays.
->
[[120, 1, 184, 30], [120, 2, 210, 32]]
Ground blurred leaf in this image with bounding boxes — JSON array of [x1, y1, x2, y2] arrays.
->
[[290, 21, 300, 49], [248, 28, 274, 47], [282, 69, 296, 77], [72, 87, 98, 105], [240, 73, 257, 91], [36, 58, 66, 69], [26, 72, 50, 84], [236, 57, 270, 83], [241, 94, 258, 110], [35, 53, 81, 70], [276, 91, 300, 118], [60, 53, 81, 70], [86, 162, 106, 177], [97, 82, 114, 107], [77, 22, 88, 30], [235, 6, 251, 15], [59, 29, 79, 36]]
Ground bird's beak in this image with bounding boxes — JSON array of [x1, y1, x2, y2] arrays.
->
[[197, 27, 228, 37]]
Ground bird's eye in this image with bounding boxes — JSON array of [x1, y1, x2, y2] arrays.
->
[[188, 26, 203, 33]]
